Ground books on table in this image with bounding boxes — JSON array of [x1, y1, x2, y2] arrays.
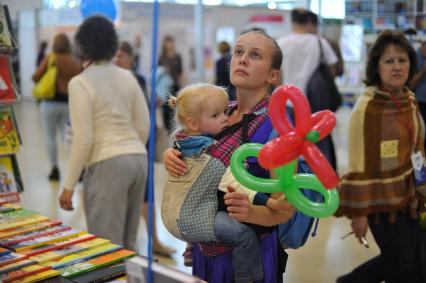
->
[[29, 237, 110, 264], [0, 220, 62, 239], [59, 249, 136, 278]]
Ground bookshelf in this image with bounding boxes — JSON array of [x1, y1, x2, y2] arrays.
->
[[0, 4, 23, 203], [345, 0, 426, 34]]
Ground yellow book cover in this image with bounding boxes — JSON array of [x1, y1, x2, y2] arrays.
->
[[12, 228, 85, 252], [0, 155, 18, 195], [11, 269, 59, 283], [29, 238, 110, 263], [0, 220, 61, 239], [0, 108, 20, 155], [1, 264, 51, 282], [20, 233, 97, 257], [0, 215, 49, 231], [43, 243, 121, 269]]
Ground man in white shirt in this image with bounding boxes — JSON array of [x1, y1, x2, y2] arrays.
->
[[277, 8, 338, 94], [277, 9, 339, 170]]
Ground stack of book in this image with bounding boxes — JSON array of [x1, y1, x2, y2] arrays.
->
[[0, 204, 137, 282]]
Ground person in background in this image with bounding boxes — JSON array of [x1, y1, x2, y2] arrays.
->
[[158, 35, 183, 94], [215, 41, 236, 100], [336, 30, 425, 283], [158, 35, 183, 132], [306, 11, 344, 77], [59, 16, 150, 250], [32, 34, 81, 181], [278, 8, 338, 170], [156, 62, 175, 132], [36, 41, 48, 67], [114, 40, 176, 257], [277, 8, 337, 92], [163, 30, 295, 283], [115, 41, 148, 102], [410, 40, 426, 151]]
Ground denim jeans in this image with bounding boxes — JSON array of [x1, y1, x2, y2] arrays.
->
[[40, 100, 69, 167], [214, 211, 263, 283]]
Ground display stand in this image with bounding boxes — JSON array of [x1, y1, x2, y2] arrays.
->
[[0, 4, 23, 205]]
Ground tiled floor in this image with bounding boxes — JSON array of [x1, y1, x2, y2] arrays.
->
[[14, 100, 380, 283]]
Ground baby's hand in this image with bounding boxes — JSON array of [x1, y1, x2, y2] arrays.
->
[[266, 195, 294, 212]]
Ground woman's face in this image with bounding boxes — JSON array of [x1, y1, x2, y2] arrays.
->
[[114, 49, 133, 70], [378, 44, 410, 93], [229, 32, 279, 90], [165, 39, 175, 53]]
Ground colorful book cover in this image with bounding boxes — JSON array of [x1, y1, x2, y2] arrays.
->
[[0, 209, 39, 223], [21, 233, 97, 257], [0, 208, 36, 219], [43, 243, 121, 270], [71, 262, 126, 283], [0, 6, 15, 48], [0, 225, 71, 248], [59, 249, 136, 278], [0, 192, 19, 205], [1, 264, 51, 283], [0, 259, 36, 274], [0, 108, 20, 155], [0, 203, 21, 213], [0, 214, 48, 231], [10, 228, 85, 252], [0, 252, 26, 267], [29, 237, 110, 264], [0, 57, 16, 103], [0, 220, 61, 239], [11, 269, 60, 283], [0, 246, 9, 256]]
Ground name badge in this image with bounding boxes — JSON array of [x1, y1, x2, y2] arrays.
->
[[380, 140, 398, 158], [411, 151, 426, 186]]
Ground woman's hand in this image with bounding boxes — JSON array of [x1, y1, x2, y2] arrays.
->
[[163, 148, 186, 177], [223, 187, 251, 222], [351, 216, 369, 244], [59, 189, 74, 211]]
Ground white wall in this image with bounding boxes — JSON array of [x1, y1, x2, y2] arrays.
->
[[18, 10, 38, 98], [119, 2, 291, 85], [19, 3, 292, 98]]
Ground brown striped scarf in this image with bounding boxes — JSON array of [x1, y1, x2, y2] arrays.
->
[[337, 86, 426, 218]]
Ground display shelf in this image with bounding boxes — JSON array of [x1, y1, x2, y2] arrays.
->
[[345, 0, 424, 33], [0, 5, 23, 200]]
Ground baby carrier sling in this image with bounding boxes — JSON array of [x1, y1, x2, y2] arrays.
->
[[161, 108, 318, 248]]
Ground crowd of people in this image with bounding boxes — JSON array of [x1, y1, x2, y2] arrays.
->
[[28, 6, 426, 283]]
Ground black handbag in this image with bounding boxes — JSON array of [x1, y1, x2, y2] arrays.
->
[[306, 37, 342, 113]]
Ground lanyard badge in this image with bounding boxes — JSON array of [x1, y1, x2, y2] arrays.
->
[[411, 151, 426, 186]]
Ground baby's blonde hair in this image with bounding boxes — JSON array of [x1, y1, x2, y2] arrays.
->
[[169, 83, 229, 131]]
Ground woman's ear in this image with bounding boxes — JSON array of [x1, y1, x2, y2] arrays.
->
[[186, 117, 200, 132], [266, 69, 281, 85]]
